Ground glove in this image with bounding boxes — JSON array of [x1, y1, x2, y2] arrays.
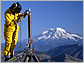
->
[[18, 16, 23, 22], [23, 10, 29, 18], [14, 16, 23, 24]]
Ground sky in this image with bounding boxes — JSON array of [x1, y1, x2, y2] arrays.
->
[[1, 1, 83, 43]]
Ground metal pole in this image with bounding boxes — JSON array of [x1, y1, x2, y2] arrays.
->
[[28, 8, 32, 62], [28, 8, 32, 49]]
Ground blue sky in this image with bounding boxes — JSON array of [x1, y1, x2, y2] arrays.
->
[[1, 1, 83, 43]]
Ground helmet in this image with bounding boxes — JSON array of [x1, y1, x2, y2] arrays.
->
[[10, 2, 22, 13]]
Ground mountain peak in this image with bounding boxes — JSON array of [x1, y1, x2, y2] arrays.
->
[[56, 28, 66, 33]]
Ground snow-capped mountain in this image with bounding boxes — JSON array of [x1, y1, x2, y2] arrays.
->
[[34, 27, 83, 42], [33, 27, 83, 51]]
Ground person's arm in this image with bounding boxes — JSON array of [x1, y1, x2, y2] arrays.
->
[[14, 16, 23, 24], [14, 10, 30, 24], [14, 13, 24, 24], [5, 13, 14, 26]]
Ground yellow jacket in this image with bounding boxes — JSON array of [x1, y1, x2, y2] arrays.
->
[[4, 8, 21, 32]]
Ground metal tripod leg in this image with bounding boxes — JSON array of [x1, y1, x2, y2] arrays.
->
[[23, 55, 28, 62], [32, 53, 39, 62], [23, 53, 39, 62], [28, 55, 32, 62]]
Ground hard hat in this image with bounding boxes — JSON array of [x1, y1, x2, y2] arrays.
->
[[10, 2, 22, 13]]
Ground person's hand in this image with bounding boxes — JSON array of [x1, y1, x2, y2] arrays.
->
[[14, 16, 23, 24], [23, 10, 29, 18], [18, 16, 23, 22]]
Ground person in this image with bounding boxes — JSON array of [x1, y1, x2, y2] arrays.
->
[[4, 2, 24, 61]]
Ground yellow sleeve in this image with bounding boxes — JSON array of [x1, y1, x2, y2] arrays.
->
[[17, 13, 22, 17], [18, 13, 22, 15], [5, 13, 13, 25]]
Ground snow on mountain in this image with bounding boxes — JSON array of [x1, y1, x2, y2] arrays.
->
[[34, 27, 83, 42]]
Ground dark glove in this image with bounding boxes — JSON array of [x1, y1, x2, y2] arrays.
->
[[23, 10, 29, 18], [14, 16, 23, 24], [18, 16, 23, 22]]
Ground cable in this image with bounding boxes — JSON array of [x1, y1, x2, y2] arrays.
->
[[33, 52, 42, 62], [19, 22, 21, 54]]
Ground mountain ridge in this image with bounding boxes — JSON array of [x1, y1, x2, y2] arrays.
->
[[46, 44, 83, 60]]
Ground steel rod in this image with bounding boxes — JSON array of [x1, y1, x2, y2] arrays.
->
[[28, 8, 32, 62]]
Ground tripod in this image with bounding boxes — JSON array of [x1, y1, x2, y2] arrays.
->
[[22, 8, 39, 62], [23, 48, 39, 62]]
